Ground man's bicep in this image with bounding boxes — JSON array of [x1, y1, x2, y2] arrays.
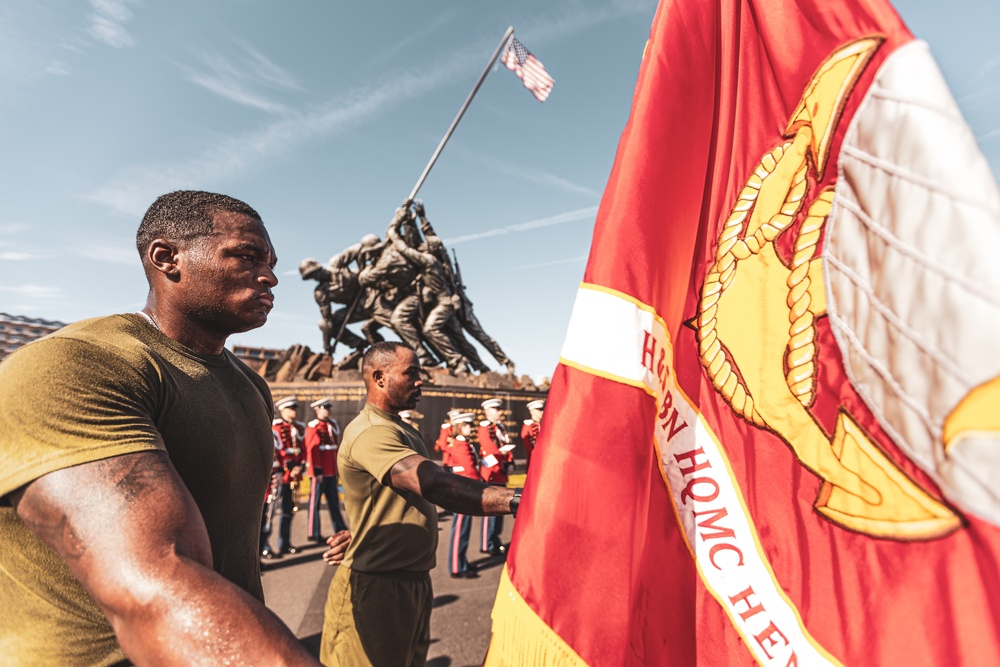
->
[[11, 451, 212, 611], [386, 454, 427, 494]]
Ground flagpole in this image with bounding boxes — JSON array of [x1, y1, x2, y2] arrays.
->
[[406, 26, 515, 203]]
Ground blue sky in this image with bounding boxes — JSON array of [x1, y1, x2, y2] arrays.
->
[[1, 1, 997, 381]]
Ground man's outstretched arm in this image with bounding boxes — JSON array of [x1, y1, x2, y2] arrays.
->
[[387, 454, 518, 516], [9, 450, 319, 666]]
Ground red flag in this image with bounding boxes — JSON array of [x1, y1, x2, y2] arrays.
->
[[488, 0, 1000, 665]]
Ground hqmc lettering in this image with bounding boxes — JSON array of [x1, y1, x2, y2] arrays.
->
[[675, 447, 744, 571], [675, 444, 798, 665]]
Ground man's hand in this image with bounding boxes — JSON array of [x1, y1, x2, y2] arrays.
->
[[323, 530, 352, 566], [414, 199, 425, 217]]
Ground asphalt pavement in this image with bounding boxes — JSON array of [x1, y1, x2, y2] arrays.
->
[[261, 477, 521, 667]]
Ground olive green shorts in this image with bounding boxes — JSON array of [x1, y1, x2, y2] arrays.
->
[[320, 565, 432, 667]]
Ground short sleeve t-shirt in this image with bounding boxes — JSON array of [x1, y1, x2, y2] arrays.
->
[[0, 314, 274, 666], [338, 404, 438, 573]]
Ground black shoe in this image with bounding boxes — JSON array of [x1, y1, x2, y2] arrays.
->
[[279, 546, 299, 555], [450, 570, 479, 579], [261, 548, 281, 560], [489, 545, 507, 557]]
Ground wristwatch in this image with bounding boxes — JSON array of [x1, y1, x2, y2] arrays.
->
[[510, 488, 523, 517]]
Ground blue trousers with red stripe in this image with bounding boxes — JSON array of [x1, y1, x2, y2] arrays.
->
[[449, 513, 473, 574], [308, 475, 347, 539], [481, 513, 503, 553]]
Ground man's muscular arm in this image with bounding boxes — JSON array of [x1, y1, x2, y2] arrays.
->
[[387, 454, 515, 516], [9, 451, 318, 666]]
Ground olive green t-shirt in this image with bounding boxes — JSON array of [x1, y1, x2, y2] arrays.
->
[[338, 404, 438, 573], [0, 314, 274, 666]]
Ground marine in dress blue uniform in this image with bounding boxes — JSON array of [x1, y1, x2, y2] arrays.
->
[[305, 398, 348, 542], [272, 396, 305, 555], [478, 398, 514, 556], [447, 413, 480, 578]]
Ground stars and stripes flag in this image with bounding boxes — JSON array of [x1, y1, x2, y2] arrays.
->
[[501, 36, 554, 102], [486, 0, 1000, 665]]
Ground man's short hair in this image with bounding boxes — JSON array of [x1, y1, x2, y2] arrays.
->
[[136, 190, 261, 262], [361, 341, 413, 376]]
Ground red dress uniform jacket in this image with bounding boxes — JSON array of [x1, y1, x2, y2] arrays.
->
[[436, 422, 453, 467], [305, 417, 340, 478], [447, 435, 480, 481], [478, 420, 513, 485], [272, 418, 305, 484], [520, 419, 540, 468]]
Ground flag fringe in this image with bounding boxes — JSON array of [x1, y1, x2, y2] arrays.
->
[[485, 566, 589, 667]]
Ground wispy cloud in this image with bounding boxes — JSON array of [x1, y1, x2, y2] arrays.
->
[[507, 254, 588, 271], [0, 284, 62, 297], [89, 59, 470, 217], [980, 128, 1000, 142], [0, 250, 57, 261], [444, 206, 597, 245], [87, 0, 139, 49], [0, 223, 30, 234], [368, 9, 463, 68], [180, 41, 301, 115], [46, 60, 72, 76], [75, 243, 137, 265], [974, 51, 1000, 82], [474, 153, 599, 197], [87, 2, 649, 217]]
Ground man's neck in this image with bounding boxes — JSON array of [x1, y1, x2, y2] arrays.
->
[[142, 299, 227, 356]]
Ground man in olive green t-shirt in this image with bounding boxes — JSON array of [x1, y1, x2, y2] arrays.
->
[[320, 341, 523, 667], [0, 191, 341, 666]]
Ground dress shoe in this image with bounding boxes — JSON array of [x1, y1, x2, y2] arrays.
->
[[489, 545, 507, 557], [279, 546, 299, 555], [260, 548, 281, 560]]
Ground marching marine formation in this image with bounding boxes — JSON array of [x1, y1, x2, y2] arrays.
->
[[305, 398, 347, 542], [300, 199, 514, 376], [478, 397, 515, 556]]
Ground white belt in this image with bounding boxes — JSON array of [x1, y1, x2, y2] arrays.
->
[[319, 445, 336, 450], [286, 448, 301, 455], [452, 466, 466, 473]]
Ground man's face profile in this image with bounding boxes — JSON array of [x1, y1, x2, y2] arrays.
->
[[383, 348, 423, 412], [179, 211, 278, 335]]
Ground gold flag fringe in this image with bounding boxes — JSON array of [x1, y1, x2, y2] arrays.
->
[[484, 565, 590, 667]]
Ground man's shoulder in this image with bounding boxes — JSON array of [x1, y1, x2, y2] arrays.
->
[[307, 418, 321, 427], [523, 419, 536, 426], [479, 420, 491, 428]]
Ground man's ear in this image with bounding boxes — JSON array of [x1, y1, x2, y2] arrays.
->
[[372, 369, 384, 386], [147, 239, 181, 282]]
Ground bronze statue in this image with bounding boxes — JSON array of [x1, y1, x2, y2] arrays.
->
[[414, 201, 515, 375], [302, 199, 515, 376]]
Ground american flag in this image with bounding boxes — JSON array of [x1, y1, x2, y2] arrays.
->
[[500, 36, 554, 102]]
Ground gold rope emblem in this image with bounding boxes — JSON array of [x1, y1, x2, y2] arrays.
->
[[693, 37, 960, 540]]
